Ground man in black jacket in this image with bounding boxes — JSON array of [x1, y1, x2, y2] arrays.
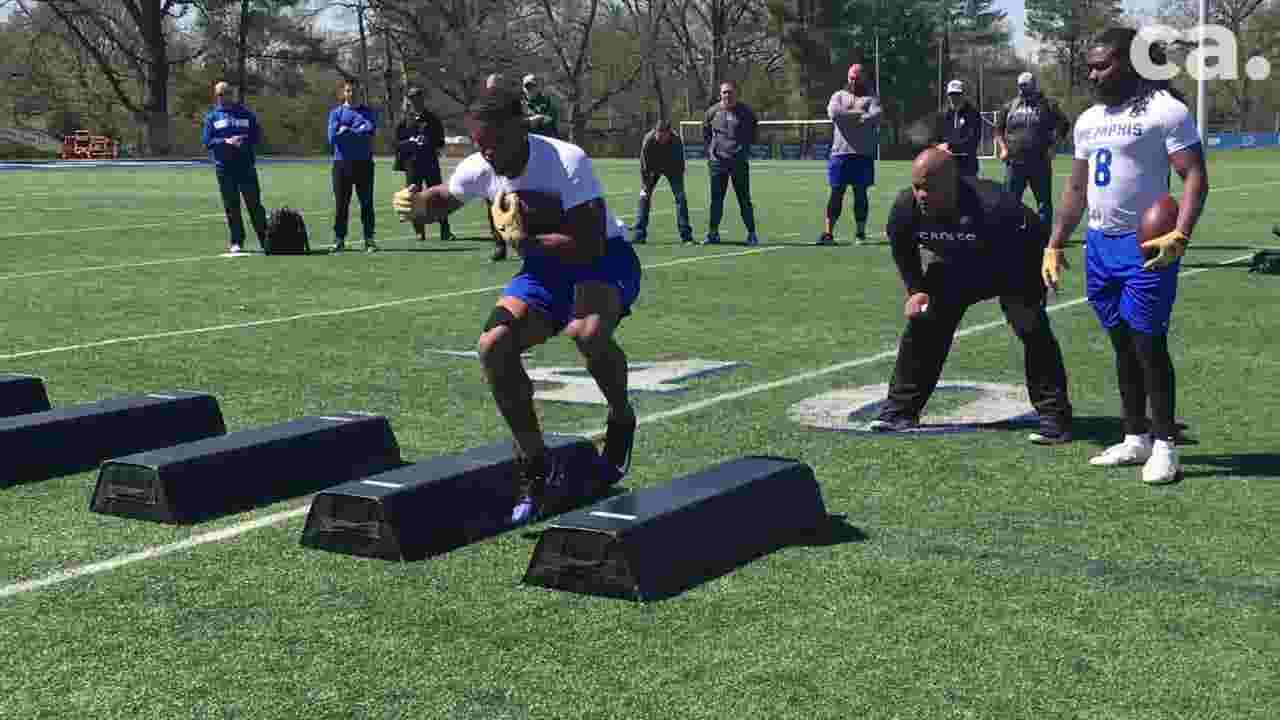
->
[[702, 81, 759, 245], [932, 79, 983, 177], [395, 87, 455, 242], [632, 120, 692, 244], [869, 148, 1072, 444]]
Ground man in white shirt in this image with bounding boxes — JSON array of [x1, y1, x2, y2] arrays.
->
[[393, 89, 640, 522], [1043, 27, 1209, 485]]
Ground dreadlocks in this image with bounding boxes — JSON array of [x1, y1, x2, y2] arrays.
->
[[469, 87, 523, 124], [1093, 27, 1189, 117]]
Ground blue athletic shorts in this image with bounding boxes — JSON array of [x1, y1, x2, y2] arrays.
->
[[1084, 228, 1180, 335], [503, 235, 642, 331], [827, 154, 875, 188]]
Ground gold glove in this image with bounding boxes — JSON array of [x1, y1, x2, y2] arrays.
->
[[1140, 230, 1188, 270]]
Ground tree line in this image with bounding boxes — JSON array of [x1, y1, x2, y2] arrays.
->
[[0, 0, 1276, 158]]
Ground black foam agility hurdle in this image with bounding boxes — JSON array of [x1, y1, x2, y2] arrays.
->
[[523, 456, 827, 601], [300, 434, 613, 561], [0, 391, 225, 487], [91, 412, 401, 524], [0, 373, 51, 418]]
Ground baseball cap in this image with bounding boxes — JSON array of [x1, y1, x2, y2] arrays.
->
[[946, 79, 966, 95], [1017, 72, 1035, 88], [522, 74, 537, 87], [406, 86, 423, 98]]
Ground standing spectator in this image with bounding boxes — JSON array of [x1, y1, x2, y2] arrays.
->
[[328, 77, 378, 252], [702, 80, 759, 246], [632, 120, 692, 244], [995, 72, 1069, 229], [932, 79, 982, 177], [202, 81, 267, 255], [395, 87, 455, 242], [819, 63, 882, 245], [522, 74, 560, 139]]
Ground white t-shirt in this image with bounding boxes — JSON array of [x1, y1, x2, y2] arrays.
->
[[1073, 89, 1200, 234], [448, 134, 626, 238]]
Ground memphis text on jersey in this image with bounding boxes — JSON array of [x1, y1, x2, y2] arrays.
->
[[1076, 121, 1145, 142]]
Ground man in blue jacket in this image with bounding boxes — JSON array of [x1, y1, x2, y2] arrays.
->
[[329, 77, 378, 252], [202, 81, 267, 254]]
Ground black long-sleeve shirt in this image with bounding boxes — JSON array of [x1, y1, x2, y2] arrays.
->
[[394, 109, 446, 175], [931, 101, 982, 162], [885, 177, 1046, 295]]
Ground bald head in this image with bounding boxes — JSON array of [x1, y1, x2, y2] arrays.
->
[[910, 148, 959, 218]]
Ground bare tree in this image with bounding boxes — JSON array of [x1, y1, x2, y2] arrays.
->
[[1159, 0, 1274, 129], [619, 0, 674, 121], [662, 0, 780, 112], [30, 0, 206, 154]]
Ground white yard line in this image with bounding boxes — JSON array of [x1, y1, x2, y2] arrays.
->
[[0, 249, 1254, 599], [0, 245, 781, 361]]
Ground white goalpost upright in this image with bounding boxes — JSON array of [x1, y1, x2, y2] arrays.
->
[[978, 110, 999, 160]]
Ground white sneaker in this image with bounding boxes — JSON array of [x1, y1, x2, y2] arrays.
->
[[1089, 434, 1153, 467], [228, 243, 243, 254], [1142, 440, 1182, 485]]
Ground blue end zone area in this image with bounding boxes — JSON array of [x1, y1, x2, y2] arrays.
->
[[0, 156, 340, 171]]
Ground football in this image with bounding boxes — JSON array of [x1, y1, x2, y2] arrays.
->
[[1138, 194, 1179, 259], [493, 190, 566, 245]]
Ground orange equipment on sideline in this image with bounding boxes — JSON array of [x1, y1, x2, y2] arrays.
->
[[59, 130, 118, 160]]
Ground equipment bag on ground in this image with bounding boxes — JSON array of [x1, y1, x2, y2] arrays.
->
[[264, 207, 310, 255]]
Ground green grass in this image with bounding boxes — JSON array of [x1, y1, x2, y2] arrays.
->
[[1, 151, 1278, 719]]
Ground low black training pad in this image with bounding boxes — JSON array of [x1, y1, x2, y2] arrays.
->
[[90, 411, 401, 523], [0, 390, 225, 487], [0, 373, 52, 418], [523, 456, 827, 601], [300, 434, 600, 561]]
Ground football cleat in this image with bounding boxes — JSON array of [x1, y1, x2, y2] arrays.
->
[[1141, 439, 1182, 485], [703, 231, 720, 245], [1089, 434, 1153, 467], [816, 233, 835, 246], [868, 413, 919, 432], [603, 416, 637, 478], [746, 232, 759, 246]]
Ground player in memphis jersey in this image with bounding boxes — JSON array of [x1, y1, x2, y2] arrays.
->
[[392, 89, 640, 524], [202, 81, 268, 254], [1044, 28, 1209, 485]]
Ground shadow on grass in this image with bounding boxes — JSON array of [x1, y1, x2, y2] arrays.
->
[[1181, 453, 1280, 480], [1069, 416, 1196, 446]]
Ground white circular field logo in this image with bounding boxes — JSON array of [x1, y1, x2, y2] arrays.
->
[[788, 381, 1037, 434]]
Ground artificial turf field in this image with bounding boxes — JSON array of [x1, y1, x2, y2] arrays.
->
[[0, 150, 1277, 719]]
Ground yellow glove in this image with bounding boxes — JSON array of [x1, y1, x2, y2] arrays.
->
[[1140, 230, 1188, 270], [1041, 247, 1069, 290], [392, 185, 424, 223], [490, 191, 529, 248]]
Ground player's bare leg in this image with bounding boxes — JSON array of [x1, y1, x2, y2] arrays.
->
[[565, 281, 636, 475], [477, 296, 555, 460]]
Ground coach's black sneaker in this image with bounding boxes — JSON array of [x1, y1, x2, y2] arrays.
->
[[492, 240, 508, 262], [855, 232, 868, 245], [1272, 223, 1280, 239], [603, 416, 637, 478], [332, 237, 346, 253], [1028, 415, 1073, 445], [441, 231, 458, 242], [681, 234, 695, 244], [703, 231, 721, 245], [816, 233, 834, 246], [363, 237, 379, 253], [867, 412, 919, 432]]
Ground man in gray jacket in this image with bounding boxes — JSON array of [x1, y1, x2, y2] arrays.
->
[[818, 63, 882, 245], [702, 80, 759, 245], [632, 119, 692, 244], [994, 72, 1069, 229]]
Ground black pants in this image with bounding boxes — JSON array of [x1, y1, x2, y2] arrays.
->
[[406, 160, 450, 239], [885, 258, 1071, 421], [707, 157, 756, 234], [215, 165, 267, 246], [333, 159, 375, 240]]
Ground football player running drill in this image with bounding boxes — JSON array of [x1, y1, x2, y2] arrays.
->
[[393, 89, 641, 523], [870, 148, 1073, 443], [1044, 28, 1209, 485]]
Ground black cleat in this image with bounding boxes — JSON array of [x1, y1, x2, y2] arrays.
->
[[603, 416, 637, 477], [867, 413, 919, 432], [816, 233, 835, 246], [1272, 224, 1279, 239]]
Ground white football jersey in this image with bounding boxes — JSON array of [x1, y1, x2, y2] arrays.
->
[[449, 134, 626, 238], [1072, 90, 1200, 234]]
